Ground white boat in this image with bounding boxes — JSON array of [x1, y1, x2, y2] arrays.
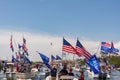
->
[[72, 67, 80, 72], [86, 68, 110, 79], [46, 75, 78, 80]]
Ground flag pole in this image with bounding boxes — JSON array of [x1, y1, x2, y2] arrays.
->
[[94, 42, 101, 57], [13, 34, 18, 53], [10, 33, 14, 53]]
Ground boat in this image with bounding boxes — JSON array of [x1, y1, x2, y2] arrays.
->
[[86, 67, 110, 79], [16, 72, 35, 79], [8, 35, 39, 80], [46, 75, 78, 80]]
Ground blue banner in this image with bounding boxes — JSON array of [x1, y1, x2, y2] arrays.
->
[[39, 53, 53, 70], [56, 55, 62, 60], [86, 55, 101, 74]]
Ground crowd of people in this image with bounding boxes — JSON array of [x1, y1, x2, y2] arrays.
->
[[50, 63, 84, 80]]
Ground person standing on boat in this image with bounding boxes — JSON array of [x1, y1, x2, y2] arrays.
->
[[59, 64, 68, 75], [68, 68, 74, 76], [79, 69, 84, 80], [51, 65, 57, 80]]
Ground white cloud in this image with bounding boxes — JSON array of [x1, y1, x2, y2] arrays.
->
[[0, 29, 119, 61]]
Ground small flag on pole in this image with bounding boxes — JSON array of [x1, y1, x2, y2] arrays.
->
[[10, 35, 14, 52], [38, 53, 53, 70]]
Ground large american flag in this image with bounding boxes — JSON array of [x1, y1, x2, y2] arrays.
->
[[76, 39, 92, 61], [62, 38, 76, 54]]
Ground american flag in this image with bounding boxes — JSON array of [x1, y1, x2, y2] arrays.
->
[[76, 39, 92, 61], [62, 38, 76, 54], [22, 37, 29, 56], [23, 44, 28, 52], [15, 52, 19, 60], [101, 42, 111, 53], [101, 42, 111, 47], [10, 35, 14, 52]]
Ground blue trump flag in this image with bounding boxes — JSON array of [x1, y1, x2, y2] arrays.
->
[[109, 42, 119, 54], [12, 55, 19, 63], [86, 55, 101, 74], [56, 55, 62, 60], [51, 55, 56, 61], [24, 56, 32, 64], [38, 53, 53, 70]]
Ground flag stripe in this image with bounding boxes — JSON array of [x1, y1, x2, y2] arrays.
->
[[76, 40, 92, 61], [10, 35, 14, 52], [62, 38, 76, 54], [76, 46, 91, 57], [101, 42, 111, 47], [101, 42, 111, 53], [76, 46, 91, 60], [62, 45, 76, 54]]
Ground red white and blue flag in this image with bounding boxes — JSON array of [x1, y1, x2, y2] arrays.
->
[[109, 42, 119, 54], [51, 55, 56, 62], [10, 35, 14, 52], [22, 37, 28, 56], [56, 55, 62, 60], [101, 42, 111, 53], [62, 38, 76, 54], [76, 39, 92, 61]]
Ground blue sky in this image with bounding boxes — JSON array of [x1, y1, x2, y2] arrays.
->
[[0, 0, 120, 61], [0, 0, 120, 42]]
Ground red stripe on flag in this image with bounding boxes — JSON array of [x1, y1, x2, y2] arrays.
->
[[62, 45, 76, 54], [76, 46, 92, 61]]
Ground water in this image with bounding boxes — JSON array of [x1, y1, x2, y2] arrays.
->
[[74, 70, 120, 80], [110, 70, 120, 80]]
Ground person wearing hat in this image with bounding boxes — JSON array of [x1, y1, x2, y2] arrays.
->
[[51, 65, 57, 80]]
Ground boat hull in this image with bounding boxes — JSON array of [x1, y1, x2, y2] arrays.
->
[[16, 73, 35, 79]]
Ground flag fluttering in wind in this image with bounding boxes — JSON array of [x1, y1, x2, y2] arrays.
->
[[23, 56, 32, 64], [56, 55, 62, 60], [10, 35, 14, 52], [51, 55, 56, 63], [75, 39, 100, 74], [38, 53, 53, 70], [109, 42, 119, 54], [62, 38, 76, 54], [12, 55, 19, 63], [22, 37, 28, 56], [101, 42, 111, 53], [76, 39, 92, 61], [86, 55, 101, 74], [51, 55, 56, 61], [18, 44, 23, 50], [15, 52, 19, 60]]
